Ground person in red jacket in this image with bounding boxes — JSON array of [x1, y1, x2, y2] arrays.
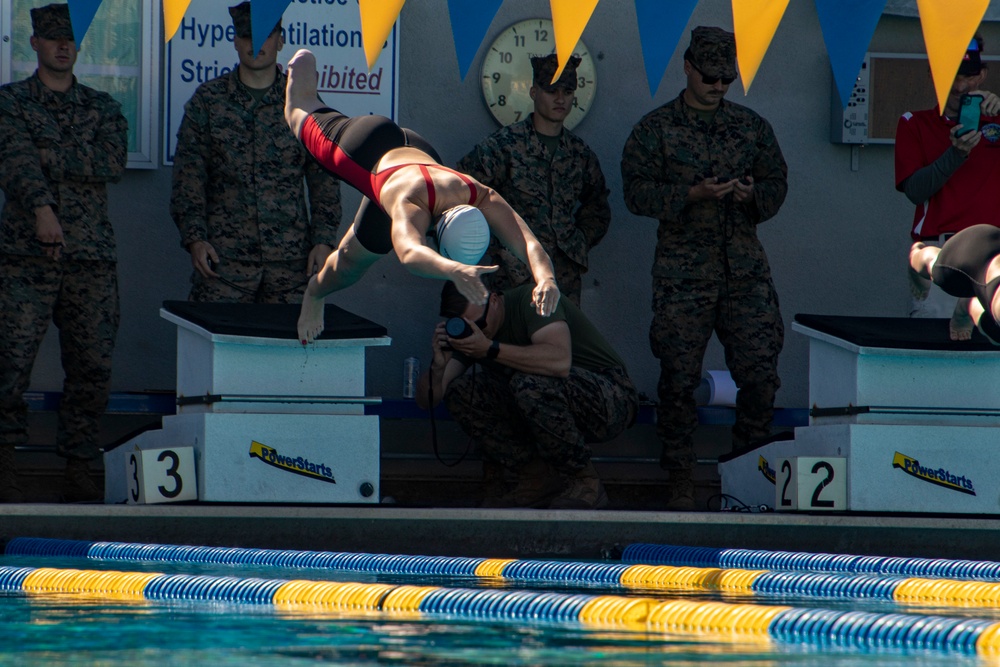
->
[[896, 35, 1000, 339]]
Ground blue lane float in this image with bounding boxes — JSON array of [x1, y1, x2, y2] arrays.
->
[[621, 543, 1000, 580]]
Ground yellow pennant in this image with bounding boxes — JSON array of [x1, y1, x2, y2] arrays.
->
[[549, 0, 599, 82], [163, 0, 193, 43], [916, 0, 989, 111], [731, 0, 790, 94], [359, 0, 406, 71]]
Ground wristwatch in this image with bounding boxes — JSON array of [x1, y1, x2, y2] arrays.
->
[[478, 18, 597, 130], [486, 339, 501, 360]]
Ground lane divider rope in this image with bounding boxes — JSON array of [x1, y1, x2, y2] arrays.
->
[[10, 538, 1000, 610], [4, 564, 1000, 657]]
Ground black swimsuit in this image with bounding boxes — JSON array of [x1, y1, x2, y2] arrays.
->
[[932, 224, 1000, 342]]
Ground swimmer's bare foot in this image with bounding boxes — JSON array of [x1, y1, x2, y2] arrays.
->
[[950, 298, 974, 341], [297, 276, 326, 344], [908, 241, 931, 301], [285, 49, 323, 137]]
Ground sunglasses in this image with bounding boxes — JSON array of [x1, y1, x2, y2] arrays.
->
[[474, 295, 491, 330], [691, 62, 736, 86]]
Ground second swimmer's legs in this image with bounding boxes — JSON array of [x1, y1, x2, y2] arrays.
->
[[285, 49, 325, 139], [908, 241, 938, 300]]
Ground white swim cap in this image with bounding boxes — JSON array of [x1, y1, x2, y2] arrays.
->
[[433, 205, 490, 265]]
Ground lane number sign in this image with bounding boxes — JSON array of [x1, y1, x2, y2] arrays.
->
[[127, 447, 197, 504], [776, 457, 847, 511]]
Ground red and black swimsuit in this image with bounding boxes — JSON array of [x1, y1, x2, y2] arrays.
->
[[301, 108, 478, 254]]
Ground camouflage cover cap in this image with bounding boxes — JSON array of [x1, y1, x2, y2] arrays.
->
[[31, 3, 74, 40], [687, 26, 737, 79], [531, 54, 582, 91], [229, 2, 281, 39]]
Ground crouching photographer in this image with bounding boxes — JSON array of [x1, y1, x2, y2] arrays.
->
[[415, 282, 638, 509]]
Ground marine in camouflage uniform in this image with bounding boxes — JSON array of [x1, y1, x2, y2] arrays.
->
[[171, 2, 341, 304], [0, 3, 128, 502], [457, 54, 610, 306], [620, 27, 787, 506], [421, 283, 638, 509]]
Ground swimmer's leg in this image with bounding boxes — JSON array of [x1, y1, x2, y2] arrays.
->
[[285, 49, 325, 139], [908, 241, 938, 300], [298, 221, 381, 343], [950, 298, 974, 341]]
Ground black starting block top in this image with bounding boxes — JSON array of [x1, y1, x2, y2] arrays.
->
[[795, 313, 1000, 351], [162, 301, 387, 340]]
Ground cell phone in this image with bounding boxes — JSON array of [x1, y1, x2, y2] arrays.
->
[[957, 93, 984, 136]]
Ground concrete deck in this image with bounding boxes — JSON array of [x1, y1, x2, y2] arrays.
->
[[3, 505, 1000, 560]]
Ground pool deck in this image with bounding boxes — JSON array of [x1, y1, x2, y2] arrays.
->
[[8, 398, 1000, 562], [3, 504, 1000, 560]]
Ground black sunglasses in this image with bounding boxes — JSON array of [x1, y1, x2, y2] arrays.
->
[[691, 62, 736, 86], [474, 295, 491, 330]]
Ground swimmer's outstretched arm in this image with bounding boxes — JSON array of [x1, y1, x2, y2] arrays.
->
[[285, 49, 326, 140], [476, 188, 560, 316], [388, 200, 498, 305]]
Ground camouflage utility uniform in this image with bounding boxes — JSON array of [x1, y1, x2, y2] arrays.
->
[[444, 285, 638, 473], [0, 73, 127, 461], [621, 94, 787, 470], [171, 68, 341, 303], [457, 116, 610, 306]]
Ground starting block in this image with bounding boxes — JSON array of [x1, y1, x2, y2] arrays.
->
[[720, 315, 1000, 514], [105, 302, 390, 504]]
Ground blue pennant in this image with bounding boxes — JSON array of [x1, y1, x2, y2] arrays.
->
[[634, 0, 698, 97], [66, 0, 103, 47], [447, 0, 503, 80], [252, 0, 292, 54], [815, 0, 888, 108]]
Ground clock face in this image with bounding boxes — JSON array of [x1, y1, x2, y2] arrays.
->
[[479, 18, 596, 130]]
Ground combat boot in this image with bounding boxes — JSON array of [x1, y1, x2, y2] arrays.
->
[[481, 458, 564, 508], [479, 459, 509, 507], [549, 462, 609, 510], [665, 468, 696, 511], [61, 459, 102, 503], [0, 446, 24, 503]]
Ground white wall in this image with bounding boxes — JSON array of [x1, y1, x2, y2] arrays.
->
[[22, 0, 988, 410]]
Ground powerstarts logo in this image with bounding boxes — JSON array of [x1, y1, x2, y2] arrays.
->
[[758, 455, 776, 485], [891, 452, 974, 496], [249, 441, 336, 484]]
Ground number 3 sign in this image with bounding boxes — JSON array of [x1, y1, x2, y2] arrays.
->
[[126, 447, 197, 504], [776, 457, 847, 511]]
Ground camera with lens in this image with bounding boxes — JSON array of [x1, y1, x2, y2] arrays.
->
[[443, 317, 472, 351], [446, 317, 472, 339]]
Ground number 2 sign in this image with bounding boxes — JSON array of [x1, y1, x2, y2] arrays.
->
[[126, 447, 197, 504], [776, 457, 847, 511]]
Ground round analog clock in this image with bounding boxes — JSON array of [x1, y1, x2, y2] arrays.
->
[[479, 18, 596, 130]]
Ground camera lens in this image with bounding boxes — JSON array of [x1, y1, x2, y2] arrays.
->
[[445, 317, 472, 339]]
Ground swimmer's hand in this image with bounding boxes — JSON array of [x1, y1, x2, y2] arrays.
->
[[532, 277, 560, 317], [451, 263, 498, 306]]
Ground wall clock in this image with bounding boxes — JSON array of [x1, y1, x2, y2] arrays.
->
[[479, 18, 596, 130]]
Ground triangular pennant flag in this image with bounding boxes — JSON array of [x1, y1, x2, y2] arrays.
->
[[731, 0, 791, 94], [447, 0, 503, 80], [66, 0, 103, 46], [634, 0, 698, 96], [164, 0, 193, 43], [359, 0, 406, 71], [815, 0, 887, 109], [549, 0, 600, 82], [916, 0, 990, 111], [251, 0, 292, 54]]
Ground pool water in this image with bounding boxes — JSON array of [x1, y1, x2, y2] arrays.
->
[[0, 555, 992, 666]]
